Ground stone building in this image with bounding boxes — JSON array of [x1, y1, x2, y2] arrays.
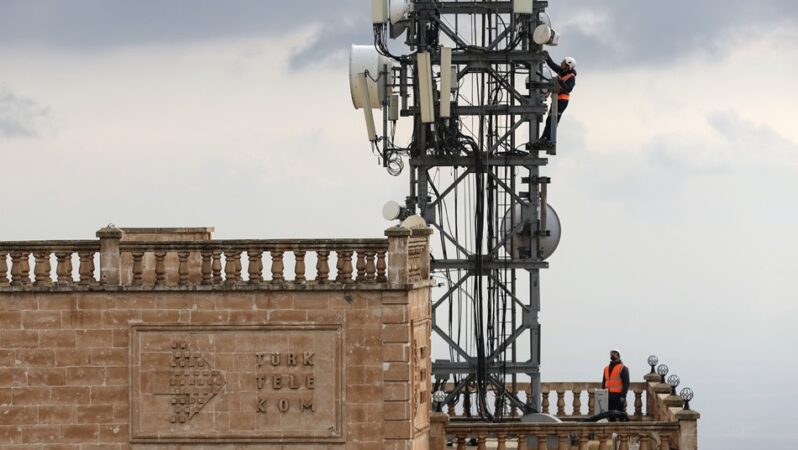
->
[[0, 223, 699, 450]]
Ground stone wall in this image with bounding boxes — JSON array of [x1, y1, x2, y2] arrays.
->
[[0, 224, 434, 450], [0, 285, 431, 449]]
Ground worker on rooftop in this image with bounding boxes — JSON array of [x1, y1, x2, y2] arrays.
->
[[602, 349, 630, 412], [538, 51, 577, 148]]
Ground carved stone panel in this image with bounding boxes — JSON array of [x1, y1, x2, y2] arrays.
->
[[129, 324, 344, 443], [412, 319, 431, 431]]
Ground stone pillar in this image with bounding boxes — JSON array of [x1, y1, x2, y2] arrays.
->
[[96, 226, 123, 285], [675, 409, 700, 450], [385, 227, 412, 284], [429, 412, 449, 450]]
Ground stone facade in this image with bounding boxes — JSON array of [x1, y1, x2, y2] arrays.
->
[[0, 225, 434, 450]]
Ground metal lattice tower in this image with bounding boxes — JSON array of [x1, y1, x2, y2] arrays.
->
[[352, 0, 564, 418]]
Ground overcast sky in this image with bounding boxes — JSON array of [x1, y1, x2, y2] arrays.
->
[[1, 1, 797, 448]]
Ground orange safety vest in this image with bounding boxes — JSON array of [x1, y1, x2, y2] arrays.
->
[[558, 73, 575, 101], [603, 363, 625, 394]]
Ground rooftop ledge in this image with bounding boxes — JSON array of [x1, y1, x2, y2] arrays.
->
[[0, 223, 434, 292]]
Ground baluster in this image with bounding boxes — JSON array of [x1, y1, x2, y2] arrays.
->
[[376, 250, 387, 282], [294, 250, 306, 283], [446, 397, 456, 417], [9, 252, 23, 286], [639, 433, 651, 450], [335, 251, 344, 282], [541, 390, 550, 414], [456, 435, 466, 450], [556, 390, 566, 416], [248, 249, 263, 285], [177, 251, 190, 286], [364, 250, 376, 281], [517, 432, 528, 450], [131, 251, 145, 286], [0, 252, 8, 287], [33, 251, 52, 287], [476, 433, 487, 450], [588, 390, 596, 416], [235, 251, 243, 281], [55, 251, 72, 285], [200, 249, 213, 285], [618, 434, 630, 450], [224, 250, 238, 285], [154, 251, 167, 286], [20, 253, 31, 286], [66, 252, 73, 283], [597, 432, 609, 450], [270, 250, 284, 284], [634, 389, 644, 417], [463, 389, 472, 418], [355, 251, 366, 281], [572, 389, 582, 416], [558, 433, 569, 450], [78, 251, 95, 285], [578, 432, 589, 450], [659, 433, 671, 450], [212, 250, 223, 284], [316, 250, 329, 283], [497, 433, 507, 450], [337, 250, 353, 283], [535, 433, 548, 450]]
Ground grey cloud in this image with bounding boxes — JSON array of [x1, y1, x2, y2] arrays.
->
[[548, 0, 798, 68], [0, 0, 364, 48], [288, 19, 373, 70], [3, 1, 795, 72], [708, 110, 798, 154], [0, 89, 52, 139]]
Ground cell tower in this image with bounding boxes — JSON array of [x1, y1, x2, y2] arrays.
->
[[350, 0, 565, 418]]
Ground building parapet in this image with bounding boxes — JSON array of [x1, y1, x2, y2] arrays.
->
[[0, 224, 433, 292]]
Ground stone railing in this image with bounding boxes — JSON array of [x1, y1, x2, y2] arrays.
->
[[436, 376, 700, 450], [0, 225, 433, 291], [442, 419, 681, 450], [0, 241, 100, 287], [441, 382, 648, 420]]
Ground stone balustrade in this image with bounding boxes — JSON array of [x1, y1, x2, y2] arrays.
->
[[117, 239, 389, 287], [436, 376, 700, 450], [443, 420, 680, 450], [0, 225, 433, 291], [0, 241, 100, 288], [441, 382, 648, 420]]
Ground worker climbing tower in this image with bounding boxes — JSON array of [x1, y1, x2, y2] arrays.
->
[[350, 0, 565, 417]]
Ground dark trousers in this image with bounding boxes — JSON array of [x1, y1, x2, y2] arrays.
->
[[540, 99, 569, 142], [608, 392, 625, 412]]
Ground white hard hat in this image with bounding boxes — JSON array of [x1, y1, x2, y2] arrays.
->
[[562, 57, 576, 69], [610, 348, 621, 355]]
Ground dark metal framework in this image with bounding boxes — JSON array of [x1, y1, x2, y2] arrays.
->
[[371, 0, 560, 418]]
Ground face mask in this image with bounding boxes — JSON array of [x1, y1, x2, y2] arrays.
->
[[610, 354, 619, 362]]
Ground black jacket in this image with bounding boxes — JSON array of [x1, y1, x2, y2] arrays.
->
[[546, 56, 576, 96], [602, 360, 630, 397]]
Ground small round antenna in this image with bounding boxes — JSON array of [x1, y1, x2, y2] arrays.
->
[[382, 201, 402, 221]]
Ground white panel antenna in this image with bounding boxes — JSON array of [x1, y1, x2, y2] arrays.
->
[[512, 0, 534, 14], [417, 52, 435, 123], [357, 73, 378, 142], [439, 47, 453, 118], [372, 0, 388, 24]]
